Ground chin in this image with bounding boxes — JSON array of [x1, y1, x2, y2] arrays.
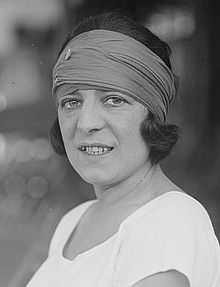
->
[[77, 168, 115, 186]]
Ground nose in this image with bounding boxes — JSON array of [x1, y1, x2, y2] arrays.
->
[[77, 96, 104, 134]]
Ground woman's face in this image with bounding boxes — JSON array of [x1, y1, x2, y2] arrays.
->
[[57, 87, 150, 187]]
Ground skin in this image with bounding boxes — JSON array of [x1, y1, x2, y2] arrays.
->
[[56, 87, 189, 287], [132, 270, 190, 287], [57, 87, 152, 204]]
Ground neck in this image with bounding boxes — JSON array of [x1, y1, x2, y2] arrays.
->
[[93, 162, 159, 206]]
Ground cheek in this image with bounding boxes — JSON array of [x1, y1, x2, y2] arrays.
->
[[58, 112, 77, 142], [119, 113, 146, 144], [123, 112, 149, 156], [113, 117, 149, 163]]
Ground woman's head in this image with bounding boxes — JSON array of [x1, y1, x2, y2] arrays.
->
[[50, 12, 179, 184], [56, 88, 150, 186]]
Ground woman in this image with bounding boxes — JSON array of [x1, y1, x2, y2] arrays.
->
[[27, 12, 220, 287]]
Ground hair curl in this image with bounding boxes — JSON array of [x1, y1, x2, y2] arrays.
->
[[50, 11, 179, 164]]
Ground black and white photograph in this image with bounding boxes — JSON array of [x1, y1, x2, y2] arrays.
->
[[0, 0, 219, 286]]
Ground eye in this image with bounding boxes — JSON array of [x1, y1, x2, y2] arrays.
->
[[104, 94, 128, 107], [59, 97, 81, 111]]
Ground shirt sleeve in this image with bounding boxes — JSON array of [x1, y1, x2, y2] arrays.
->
[[114, 195, 220, 287]]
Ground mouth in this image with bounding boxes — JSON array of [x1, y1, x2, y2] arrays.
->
[[78, 144, 114, 156]]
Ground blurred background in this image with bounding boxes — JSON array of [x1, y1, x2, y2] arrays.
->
[[0, 0, 219, 286]]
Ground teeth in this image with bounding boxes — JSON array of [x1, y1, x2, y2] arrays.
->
[[80, 146, 112, 155]]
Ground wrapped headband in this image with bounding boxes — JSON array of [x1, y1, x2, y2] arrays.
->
[[52, 29, 177, 122]]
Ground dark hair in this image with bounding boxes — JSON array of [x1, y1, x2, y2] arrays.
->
[[50, 12, 179, 164]]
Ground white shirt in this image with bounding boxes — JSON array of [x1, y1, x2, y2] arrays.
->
[[26, 191, 220, 287]]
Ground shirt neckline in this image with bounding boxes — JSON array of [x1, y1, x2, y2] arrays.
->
[[61, 190, 185, 263]]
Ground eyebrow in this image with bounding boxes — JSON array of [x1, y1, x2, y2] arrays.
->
[[55, 88, 134, 104], [55, 87, 79, 103]]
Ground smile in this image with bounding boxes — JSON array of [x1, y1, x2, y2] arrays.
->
[[79, 145, 114, 156]]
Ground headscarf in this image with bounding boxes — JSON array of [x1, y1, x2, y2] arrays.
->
[[52, 29, 177, 122]]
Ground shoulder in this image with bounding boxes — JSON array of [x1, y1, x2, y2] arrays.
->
[[114, 191, 220, 287], [121, 191, 219, 255], [52, 201, 93, 235], [124, 191, 214, 234], [154, 191, 210, 217], [60, 198, 98, 224], [159, 191, 212, 222], [48, 200, 96, 255]]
